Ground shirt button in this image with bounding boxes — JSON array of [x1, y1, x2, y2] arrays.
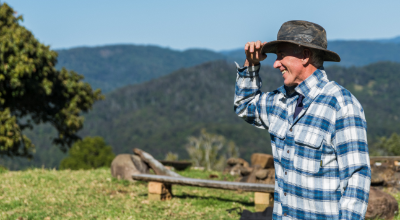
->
[[287, 150, 289, 153], [284, 213, 287, 216], [290, 128, 292, 132]]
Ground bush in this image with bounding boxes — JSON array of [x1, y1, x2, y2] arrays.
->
[[60, 137, 115, 170], [376, 133, 400, 156]]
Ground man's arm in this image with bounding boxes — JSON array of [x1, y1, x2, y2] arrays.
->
[[333, 103, 371, 220], [234, 41, 270, 129]]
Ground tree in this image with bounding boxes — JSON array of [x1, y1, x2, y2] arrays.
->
[[59, 136, 115, 170], [377, 133, 400, 156], [0, 3, 103, 158], [185, 129, 239, 171]]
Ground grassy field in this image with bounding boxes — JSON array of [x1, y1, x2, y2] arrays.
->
[[0, 168, 254, 219], [1, 167, 400, 220]]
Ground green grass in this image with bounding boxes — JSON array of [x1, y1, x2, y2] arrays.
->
[[0, 168, 253, 219], [1, 168, 399, 220]]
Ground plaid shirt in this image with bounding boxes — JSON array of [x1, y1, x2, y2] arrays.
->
[[234, 64, 371, 220]]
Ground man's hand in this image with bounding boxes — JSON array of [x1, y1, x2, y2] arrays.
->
[[244, 40, 267, 66]]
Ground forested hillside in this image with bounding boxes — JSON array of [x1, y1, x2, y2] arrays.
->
[[56, 45, 225, 93], [3, 60, 400, 170], [55, 40, 400, 95], [221, 40, 400, 67]]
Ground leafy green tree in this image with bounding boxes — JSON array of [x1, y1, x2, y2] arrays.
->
[[0, 3, 103, 158], [59, 136, 115, 170], [377, 133, 400, 156]]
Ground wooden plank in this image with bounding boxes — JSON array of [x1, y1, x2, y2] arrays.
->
[[132, 174, 275, 192], [133, 148, 181, 177]]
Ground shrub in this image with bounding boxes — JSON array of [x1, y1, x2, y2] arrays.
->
[[60, 137, 115, 170]]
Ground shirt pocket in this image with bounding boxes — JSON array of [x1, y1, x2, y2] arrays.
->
[[293, 130, 324, 174]]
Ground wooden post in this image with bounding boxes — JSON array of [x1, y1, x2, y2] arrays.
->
[[148, 181, 172, 201], [254, 192, 274, 212]]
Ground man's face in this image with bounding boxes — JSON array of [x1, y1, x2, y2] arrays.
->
[[273, 43, 305, 87]]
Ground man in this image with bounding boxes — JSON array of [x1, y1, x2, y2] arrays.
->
[[234, 20, 371, 219]]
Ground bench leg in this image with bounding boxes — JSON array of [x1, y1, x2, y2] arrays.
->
[[254, 192, 274, 212], [148, 181, 172, 201]]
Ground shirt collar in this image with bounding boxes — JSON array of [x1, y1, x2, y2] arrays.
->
[[275, 67, 329, 106]]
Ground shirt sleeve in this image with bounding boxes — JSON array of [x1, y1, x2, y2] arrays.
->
[[233, 62, 270, 129], [333, 103, 371, 220]]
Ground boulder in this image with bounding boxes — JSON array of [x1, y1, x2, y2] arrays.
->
[[371, 166, 398, 186], [240, 165, 262, 183], [366, 187, 398, 220], [111, 154, 149, 181], [255, 168, 275, 180], [226, 158, 250, 168], [251, 153, 274, 169], [229, 164, 252, 176]]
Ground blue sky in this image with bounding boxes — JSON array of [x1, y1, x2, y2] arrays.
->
[[4, 0, 400, 51]]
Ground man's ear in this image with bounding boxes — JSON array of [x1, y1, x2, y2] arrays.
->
[[302, 49, 311, 65]]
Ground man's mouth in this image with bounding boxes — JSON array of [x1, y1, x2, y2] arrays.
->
[[281, 70, 287, 75]]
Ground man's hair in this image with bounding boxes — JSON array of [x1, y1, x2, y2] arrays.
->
[[289, 44, 324, 68]]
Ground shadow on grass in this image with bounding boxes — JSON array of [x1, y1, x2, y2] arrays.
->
[[174, 193, 253, 206]]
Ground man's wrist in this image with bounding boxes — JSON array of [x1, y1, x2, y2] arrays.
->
[[244, 59, 260, 67]]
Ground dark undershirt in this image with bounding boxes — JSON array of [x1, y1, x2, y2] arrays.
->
[[293, 94, 304, 120]]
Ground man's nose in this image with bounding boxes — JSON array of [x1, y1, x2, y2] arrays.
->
[[273, 60, 281, 69]]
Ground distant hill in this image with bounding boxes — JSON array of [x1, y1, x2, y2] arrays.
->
[[55, 39, 400, 95], [56, 45, 225, 93], [375, 36, 400, 44], [221, 38, 400, 67], [3, 60, 400, 170]]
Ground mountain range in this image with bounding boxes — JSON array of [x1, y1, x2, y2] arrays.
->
[[2, 60, 400, 170], [56, 38, 400, 94]]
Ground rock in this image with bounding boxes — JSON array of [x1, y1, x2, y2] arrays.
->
[[240, 166, 253, 176], [366, 187, 398, 220], [251, 153, 274, 169], [255, 168, 275, 180], [371, 166, 398, 186], [226, 158, 250, 167], [111, 154, 149, 182], [240, 165, 262, 183], [229, 164, 253, 176]]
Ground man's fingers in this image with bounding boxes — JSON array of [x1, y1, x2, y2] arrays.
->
[[249, 42, 255, 53], [245, 42, 250, 51], [255, 40, 261, 49]]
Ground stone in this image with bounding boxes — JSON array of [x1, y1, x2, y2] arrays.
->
[[229, 164, 243, 176], [255, 169, 274, 180], [111, 154, 149, 182], [226, 158, 250, 167], [240, 165, 261, 183], [366, 187, 398, 220], [371, 166, 398, 186], [251, 153, 274, 169]]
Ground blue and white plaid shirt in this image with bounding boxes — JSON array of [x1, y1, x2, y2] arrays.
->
[[234, 64, 371, 220]]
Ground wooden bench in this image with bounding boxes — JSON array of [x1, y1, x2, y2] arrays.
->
[[132, 174, 275, 211]]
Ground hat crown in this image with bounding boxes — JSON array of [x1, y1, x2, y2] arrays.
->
[[277, 20, 328, 49]]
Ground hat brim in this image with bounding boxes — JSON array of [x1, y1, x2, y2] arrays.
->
[[261, 40, 341, 62]]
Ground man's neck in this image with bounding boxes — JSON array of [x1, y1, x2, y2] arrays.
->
[[294, 64, 318, 86]]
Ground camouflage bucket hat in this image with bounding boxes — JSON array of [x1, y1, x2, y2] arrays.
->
[[261, 20, 341, 62]]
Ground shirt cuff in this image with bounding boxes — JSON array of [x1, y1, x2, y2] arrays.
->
[[235, 61, 260, 77]]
